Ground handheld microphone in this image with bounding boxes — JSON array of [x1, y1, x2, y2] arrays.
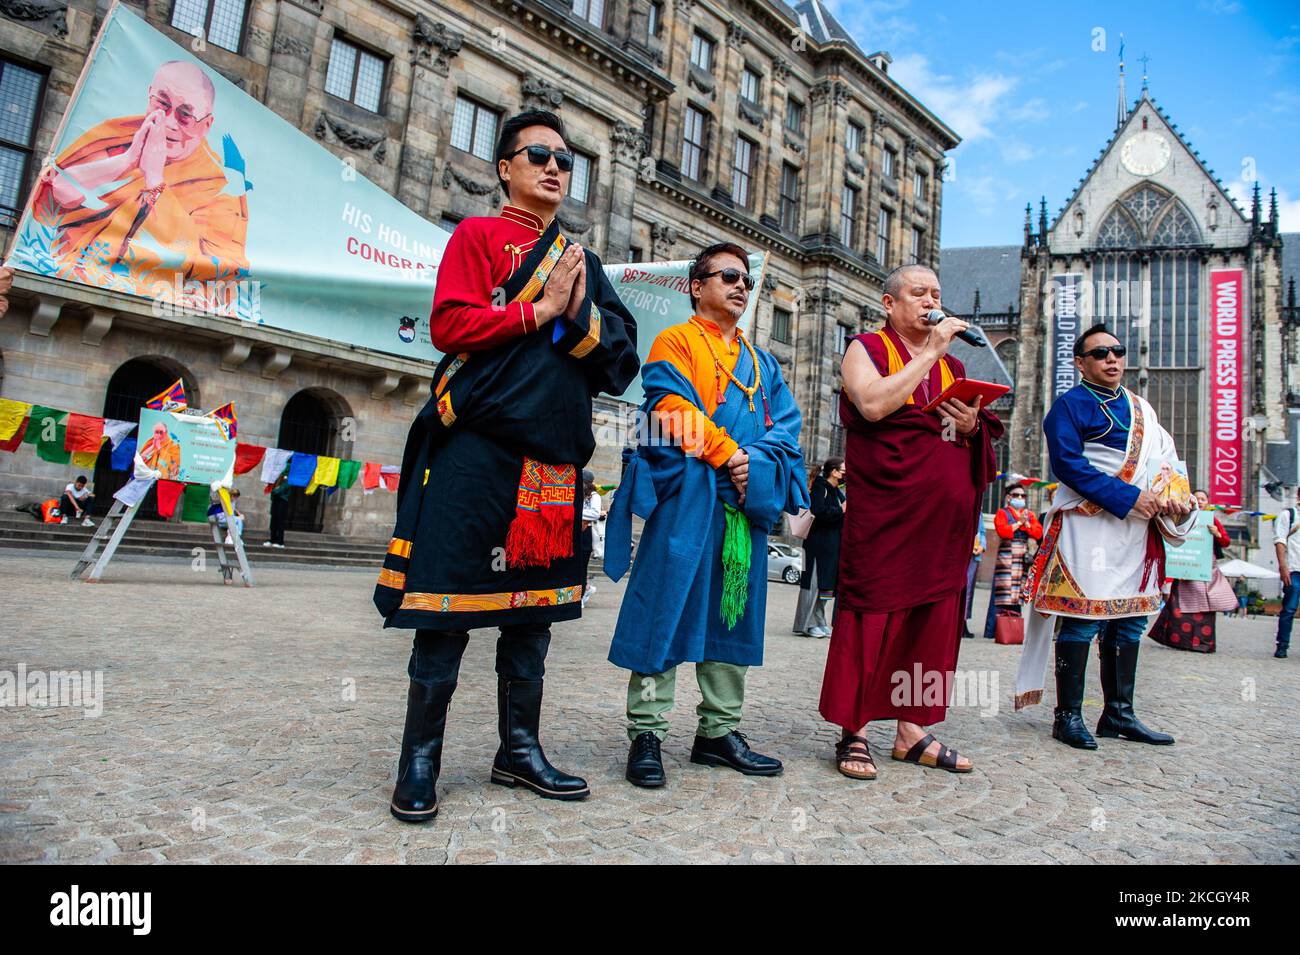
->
[[926, 309, 986, 347]]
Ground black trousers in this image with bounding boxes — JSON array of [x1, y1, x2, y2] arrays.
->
[[408, 624, 551, 687], [60, 493, 89, 517], [269, 495, 289, 545]]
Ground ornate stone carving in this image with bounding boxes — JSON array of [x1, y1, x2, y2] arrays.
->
[[314, 112, 387, 162], [762, 272, 778, 298], [783, 131, 804, 155], [806, 286, 844, 316], [904, 134, 918, 158], [845, 153, 865, 177], [809, 80, 849, 107], [650, 222, 678, 259], [412, 14, 463, 75], [272, 33, 312, 60], [676, 0, 697, 12], [521, 74, 564, 110], [612, 120, 648, 163], [687, 65, 716, 97], [0, 0, 67, 37], [557, 211, 592, 236], [726, 22, 748, 49], [738, 98, 765, 130], [772, 57, 792, 82], [442, 163, 498, 196]]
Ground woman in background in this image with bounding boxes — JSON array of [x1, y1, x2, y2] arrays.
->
[[794, 458, 846, 638], [1148, 489, 1236, 652], [982, 485, 1042, 639]]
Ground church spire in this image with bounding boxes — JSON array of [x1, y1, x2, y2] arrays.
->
[[1038, 196, 1048, 239], [1251, 182, 1261, 233], [1270, 187, 1279, 234], [1023, 202, 1033, 247], [1116, 34, 1128, 130]]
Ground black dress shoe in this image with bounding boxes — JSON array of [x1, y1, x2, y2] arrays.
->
[[490, 678, 590, 800], [1276, 647, 1289, 659], [390, 680, 456, 824], [689, 731, 782, 776], [626, 731, 666, 787]]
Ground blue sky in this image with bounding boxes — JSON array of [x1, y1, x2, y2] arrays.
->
[[824, 0, 1300, 248]]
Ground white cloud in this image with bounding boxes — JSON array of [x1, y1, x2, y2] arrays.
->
[[888, 52, 1019, 142]]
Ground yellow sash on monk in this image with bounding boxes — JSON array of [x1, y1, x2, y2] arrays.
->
[[874, 330, 955, 404]]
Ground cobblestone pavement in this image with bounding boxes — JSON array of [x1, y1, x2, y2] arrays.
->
[[1, 551, 1296, 864]]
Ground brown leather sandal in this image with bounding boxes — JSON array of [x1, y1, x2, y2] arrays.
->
[[835, 735, 878, 780], [891, 733, 972, 773]]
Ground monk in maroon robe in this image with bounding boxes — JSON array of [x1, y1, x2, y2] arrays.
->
[[818, 264, 1001, 778]]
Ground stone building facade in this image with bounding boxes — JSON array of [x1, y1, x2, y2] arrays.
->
[[0, 0, 957, 536]]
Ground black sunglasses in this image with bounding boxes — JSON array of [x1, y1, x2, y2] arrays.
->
[[507, 144, 574, 173], [699, 268, 755, 291], [1081, 344, 1126, 360]]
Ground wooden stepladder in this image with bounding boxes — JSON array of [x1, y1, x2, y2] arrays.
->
[[70, 493, 254, 586]]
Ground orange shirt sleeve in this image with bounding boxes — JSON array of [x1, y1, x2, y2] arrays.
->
[[647, 328, 738, 469], [994, 508, 1015, 540]]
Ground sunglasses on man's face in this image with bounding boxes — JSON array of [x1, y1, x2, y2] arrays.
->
[[507, 144, 574, 173], [1082, 344, 1127, 360], [700, 268, 755, 291]]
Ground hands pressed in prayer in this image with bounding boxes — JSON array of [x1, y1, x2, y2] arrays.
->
[[726, 448, 749, 505], [563, 251, 587, 322], [137, 112, 169, 190], [533, 244, 584, 324], [936, 394, 981, 436]]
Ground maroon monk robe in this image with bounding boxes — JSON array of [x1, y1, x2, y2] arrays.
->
[[819, 325, 1003, 729]]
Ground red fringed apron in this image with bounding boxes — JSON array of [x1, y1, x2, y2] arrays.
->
[[504, 459, 576, 567]]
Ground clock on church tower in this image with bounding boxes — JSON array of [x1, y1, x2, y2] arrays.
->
[[1120, 130, 1171, 176]]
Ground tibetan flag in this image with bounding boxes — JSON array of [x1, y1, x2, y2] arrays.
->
[[102, 419, 136, 449], [0, 399, 31, 442], [206, 402, 237, 441], [34, 411, 70, 464], [306, 455, 340, 495], [110, 437, 137, 471], [287, 453, 317, 488], [156, 480, 184, 519], [234, 443, 266, 475], [23, 406, 64, 445], [0, 416, 27, 452], [260, 448, 293, 485], [362, 461, 381, 491], [71, 439, 106, 470], [64, 414, 105, 453], [181, 483, 211, 522], [337, 459, 362, 489], [146, 379, 187, 412], [380, 464, 401, 492]]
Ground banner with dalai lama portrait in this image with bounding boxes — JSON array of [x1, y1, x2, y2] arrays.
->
[[4, 3, 450, 362]]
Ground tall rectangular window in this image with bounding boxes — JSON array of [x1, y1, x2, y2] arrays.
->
[[690, 31, 714, 72], [840, 185, 858, 248], [785, 97, 804, 134], [171, 0, 247, 54], [450, 95, 499, 161], [876, 207, 893, 264], [740, 67, 760, 104], [771, 307, 792, 344], [0, 59, 43, 229], [324, 37, 386, 113], [779, 163, 799, 232], [572, 0, 605, 28], [836, 323, 851, 354], [648, 1, 663, 37], [681, 105, 707, 180], [914, 168, 928, 201], [731, 135, 755, 208], [845, 121, 862, 154], [882, 145, 897, 178], [568, 151, 593, 204], [911, 226, 923, 261]]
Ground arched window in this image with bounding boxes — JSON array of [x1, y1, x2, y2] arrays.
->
[[1095, 207, 1140, 248], [277, 388, 353, 533], [1150, 203, 1202, 246], [1120, 185, 1170, 233]]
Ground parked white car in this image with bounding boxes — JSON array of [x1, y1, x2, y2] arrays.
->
[[767, 542, 803, 585]]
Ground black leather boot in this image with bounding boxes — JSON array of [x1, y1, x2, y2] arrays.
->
[[1051, 642, 1097, 749], [390, 680, 456, 823], [626, 731, 666, 787], [1096, 636, 1174, 744], [490, 679, 590, 800]]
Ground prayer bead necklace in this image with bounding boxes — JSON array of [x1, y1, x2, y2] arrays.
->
[[690, 317, 774, 427]]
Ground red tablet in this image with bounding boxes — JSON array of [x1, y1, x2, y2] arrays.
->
[[921, 377, 1011, 413]]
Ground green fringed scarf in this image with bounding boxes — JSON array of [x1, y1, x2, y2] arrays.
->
[[720, 502, 751, 629]]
